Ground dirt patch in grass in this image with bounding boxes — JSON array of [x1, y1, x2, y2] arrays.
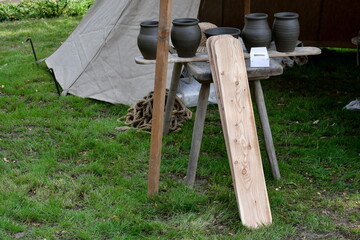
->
[[297, 229, 347, 240], [295, 223, 358, 240]]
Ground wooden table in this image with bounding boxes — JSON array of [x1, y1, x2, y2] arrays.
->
[[135, 46, 321, 186]]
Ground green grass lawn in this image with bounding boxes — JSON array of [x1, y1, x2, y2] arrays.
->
[[0, 17, 359, 239]]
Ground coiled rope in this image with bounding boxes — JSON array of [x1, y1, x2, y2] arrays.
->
[[125, 90, 192, 132]]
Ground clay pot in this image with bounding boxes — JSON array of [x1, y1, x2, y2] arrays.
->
[[241, 13, 272, 53], [272, 12, 300, 52], [204, 27, 241, 39], [171, 18, 201, 57], [137, 20, 158, 60]]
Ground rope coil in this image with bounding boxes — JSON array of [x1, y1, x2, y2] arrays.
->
[[125, 90, 192, 132]]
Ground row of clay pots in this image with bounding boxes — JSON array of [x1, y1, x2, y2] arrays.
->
[[242, 12, 300, 52], [137, 18, 201, 60], [137, 12, 300, 59]]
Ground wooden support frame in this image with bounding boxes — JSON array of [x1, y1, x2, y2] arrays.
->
[[148, 0, 172, 196], [148, 0, 254, 195]]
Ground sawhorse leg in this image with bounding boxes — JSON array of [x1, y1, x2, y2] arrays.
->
[[251, 80, 281, 180], [185, 82, 211, 187], [163, 63, 183, 135]]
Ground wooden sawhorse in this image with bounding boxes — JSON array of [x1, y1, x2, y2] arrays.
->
[[163, 60, 283, 186], [135, 46, 321, 187]]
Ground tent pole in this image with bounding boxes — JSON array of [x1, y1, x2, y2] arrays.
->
[[148, 0, 172, 196]]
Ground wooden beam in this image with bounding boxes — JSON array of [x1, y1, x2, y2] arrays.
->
[[244, 0, 251, 15], [148, 0, 172, 196]]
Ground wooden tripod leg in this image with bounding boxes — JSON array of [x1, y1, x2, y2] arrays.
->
[[185, 82, 211, 187], [251, 80, 281, 180], [148, 0, 172, 196]]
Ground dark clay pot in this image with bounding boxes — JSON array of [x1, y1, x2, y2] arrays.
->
[[272, 12, 300, 52], [171, 18, 201, 57], [241, 13, 272, 53], [204, 27, 241, 39], [137, 20, 158, 60]]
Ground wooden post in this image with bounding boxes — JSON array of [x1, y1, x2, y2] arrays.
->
[[244, 0, 251, 15], [148, 0, 172, 196]]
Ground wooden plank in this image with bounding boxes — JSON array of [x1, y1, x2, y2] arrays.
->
[[135, 47, 321, 64], [147, 0, 172, 197], [209, 36, 272, 228], [207, 36, 248, 226], [207, 36, 233, 194], [207, 36, 241, 176], [207, 35, 272, 228], [135, 52, 209, 64], [265, 47, 321, 58], [207, 35, 243, 218], [207, 37, 228, 153]]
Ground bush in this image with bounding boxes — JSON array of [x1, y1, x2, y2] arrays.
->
[[0, 0, 95, 21]]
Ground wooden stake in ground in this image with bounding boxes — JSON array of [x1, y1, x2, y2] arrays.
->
[[207, 35, 272, 228], [148, 0, 172, 196]]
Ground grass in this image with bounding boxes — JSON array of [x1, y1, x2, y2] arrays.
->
[[0, 17, 359, 239]]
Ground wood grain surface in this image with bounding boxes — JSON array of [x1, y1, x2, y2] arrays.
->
[[207, 35, 272, 228]]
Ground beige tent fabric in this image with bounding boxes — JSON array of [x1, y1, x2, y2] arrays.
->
[[45, 0, 201, 105]]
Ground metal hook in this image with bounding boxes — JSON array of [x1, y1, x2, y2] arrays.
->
[[48, 68, 61, 96], [26, 38, 38, 64]]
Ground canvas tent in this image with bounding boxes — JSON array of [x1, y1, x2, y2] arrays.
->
[[45, 0, 201, 105]]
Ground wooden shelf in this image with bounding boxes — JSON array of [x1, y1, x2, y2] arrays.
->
[[135, 46, 321, 64]]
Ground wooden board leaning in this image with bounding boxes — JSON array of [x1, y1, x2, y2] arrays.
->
[[207, 35, 272, 229]]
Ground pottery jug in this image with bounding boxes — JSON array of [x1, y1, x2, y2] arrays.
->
[[137, 20, 158, 60], [171, 18, 201, 57], [241, 13, 272, 52], [272, 12, 300, 52]]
